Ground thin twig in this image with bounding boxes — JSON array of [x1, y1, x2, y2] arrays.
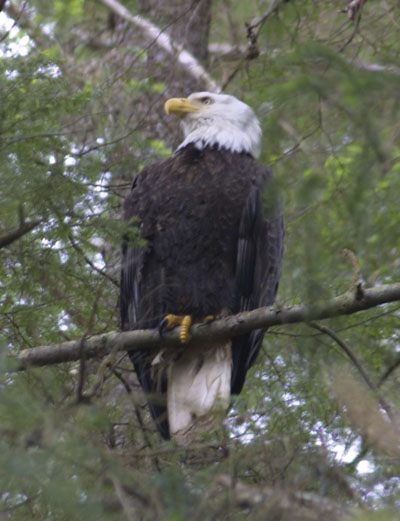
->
[[76, 284, 104, 402], [309, 321, 376, 391], [378, 356, 400, 387], [269, 125, 321, 165], [309, 321, 396, 423], [84, 341, 120, 399], [221, 0, 288, 91], [111, 366, 132, 394], [68, 235, 119, 288], [246, 0, 287, 39], [342, 248, 361, 290], [0, 1, 28, 44], [339, 10, 362, 52]]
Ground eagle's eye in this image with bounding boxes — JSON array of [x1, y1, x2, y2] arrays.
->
[[201, 96, 213, 105]]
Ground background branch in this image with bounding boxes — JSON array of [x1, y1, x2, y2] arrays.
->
[[98, 0, 220, 92], [0, 218, 42, 250], [309, 321, 396, 424]]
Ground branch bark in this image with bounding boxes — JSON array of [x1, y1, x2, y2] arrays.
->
[[8, 282, 400, 371], [98, 0, 220, 92]]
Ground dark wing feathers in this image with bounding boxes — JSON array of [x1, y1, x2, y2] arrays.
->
[[230, 166, 283, 394], [121, 171, 170, 440], [235, 184, 259, 309]]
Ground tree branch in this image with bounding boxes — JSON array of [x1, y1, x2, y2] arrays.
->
[[209, 43, 400, 77], [308, 321, 396, 425], [0, 219, 42, 250], [246, 0, 288, 39], [98, 0, 220, 92], [7, 282, 400, 371]]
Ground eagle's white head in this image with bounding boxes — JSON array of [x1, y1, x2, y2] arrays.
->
[[164, 92, 262, 159]]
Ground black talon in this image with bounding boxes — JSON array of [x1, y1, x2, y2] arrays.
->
[[158, 317, 168, 338]]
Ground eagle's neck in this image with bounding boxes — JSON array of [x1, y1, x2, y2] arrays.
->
[[177, 116, 261, 159]]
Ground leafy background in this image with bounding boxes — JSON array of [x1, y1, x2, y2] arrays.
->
[[0, 1, 399, 519]]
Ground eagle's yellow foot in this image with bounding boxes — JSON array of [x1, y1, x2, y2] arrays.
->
[[159, 314, 193, 344], [179, 315, 192, 343]]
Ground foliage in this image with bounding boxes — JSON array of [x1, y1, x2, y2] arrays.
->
[[1, 0, 399, 519]]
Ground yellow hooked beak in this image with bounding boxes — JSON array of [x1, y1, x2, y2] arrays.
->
[[164, 97, 202, 116]]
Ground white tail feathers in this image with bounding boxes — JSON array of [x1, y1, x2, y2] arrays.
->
[[167, 342, 232, 445]]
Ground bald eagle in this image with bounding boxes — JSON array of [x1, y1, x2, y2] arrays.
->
[[121, 92, 283, 445]]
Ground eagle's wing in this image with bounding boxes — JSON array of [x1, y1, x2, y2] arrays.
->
[[120, 173, 170, 440], [230, 166, 284, 394]]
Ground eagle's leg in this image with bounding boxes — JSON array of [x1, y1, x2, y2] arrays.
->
[[159, 314, 193, 344]]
